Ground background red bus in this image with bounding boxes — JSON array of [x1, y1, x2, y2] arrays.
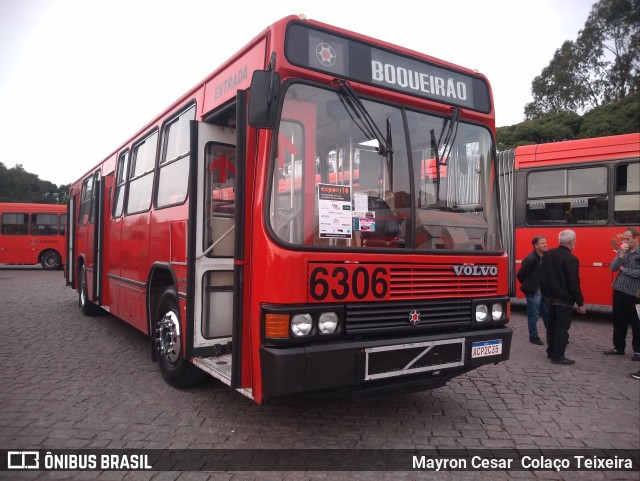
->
[[499, 133, 640, 306], [0, 202, 67, 269], [67, 15, 511, 404]]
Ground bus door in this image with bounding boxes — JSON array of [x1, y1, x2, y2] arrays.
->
[[189, 120, 241, 390], [66, 197, 76, 286], [87, 171, 105, 304]]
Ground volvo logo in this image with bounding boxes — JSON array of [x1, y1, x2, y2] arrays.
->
[[452, 265, 498, 276], [409, 310, 421, 326]]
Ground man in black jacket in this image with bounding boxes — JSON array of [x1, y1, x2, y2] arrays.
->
[[539, 229, 586, 365], [517, 235, 549, 345]]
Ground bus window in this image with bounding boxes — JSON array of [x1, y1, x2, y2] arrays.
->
[[78, 176, 94, 225], [1, 213, 28, 235], [30, 213, 59, 236], [526, 166, 608, 225], [614, 162, 640, 224], [113, 152, 129, 218], [60, 214, 67, 236], [204, 142, 236, 256], [127, 131, 158, 214], [157, 105, 195, 208]]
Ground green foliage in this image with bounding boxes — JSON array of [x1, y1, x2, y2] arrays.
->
[[497, 112, 583, 151], [0, 162, 68, 204], [579, 91, 640, 137]]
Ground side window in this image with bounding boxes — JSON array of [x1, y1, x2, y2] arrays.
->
[[614, 161, 640, 224], [30, 213, 59, 235], [78, 176, 94, 225], [60, 214, 67, 236], [126, 131, 158, 214], [1, 213, 28, 235], [525, 166, 608, 225], [157, 105, 195, 208], [113, 151, 129, 218]]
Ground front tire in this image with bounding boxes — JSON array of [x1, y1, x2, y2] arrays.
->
[[154, 287, 205, 388], [79, 265, 99, 316]]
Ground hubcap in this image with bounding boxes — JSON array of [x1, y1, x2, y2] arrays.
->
[[156, 311, 181, 363]]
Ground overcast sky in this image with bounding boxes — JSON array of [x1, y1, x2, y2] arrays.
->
[[0, 0, 595, 186]]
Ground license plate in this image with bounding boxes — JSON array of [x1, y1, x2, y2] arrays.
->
[[471, 339, 502, 358]]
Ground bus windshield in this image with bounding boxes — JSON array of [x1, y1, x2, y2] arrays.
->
[[268, 83, 502, 252]]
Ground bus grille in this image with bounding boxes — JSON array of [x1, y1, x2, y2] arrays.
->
[[365, 339, 465, 380], [345, 299, 472, 336], [389, 264, 499, 298]]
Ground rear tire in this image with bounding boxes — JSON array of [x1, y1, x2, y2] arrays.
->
[[154, 286, 206, 388], [79, 265, 100, 316], [41, 250, 61, 270]]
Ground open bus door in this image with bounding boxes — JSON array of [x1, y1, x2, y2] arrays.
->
[[188, 97, 249, 396]]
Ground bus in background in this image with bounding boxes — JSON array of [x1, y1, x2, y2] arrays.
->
[[67, 15, 511, 404], [0, 202, 67, 270], [499, 133, 640, 307]]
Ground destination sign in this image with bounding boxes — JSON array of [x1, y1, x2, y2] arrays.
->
[[285, 23, 491, 113]]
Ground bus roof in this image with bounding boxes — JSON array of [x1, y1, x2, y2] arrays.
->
[[514, 133, 640, 169]]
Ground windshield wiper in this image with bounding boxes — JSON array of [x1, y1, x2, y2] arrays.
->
[[335, 79, 393, 156], [429, 107, 460, 205]]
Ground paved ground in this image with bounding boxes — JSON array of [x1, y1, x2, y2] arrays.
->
[[0, 267, 638, 480]]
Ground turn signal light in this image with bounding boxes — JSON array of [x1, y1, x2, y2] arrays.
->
[[265, 314, 289, 338]]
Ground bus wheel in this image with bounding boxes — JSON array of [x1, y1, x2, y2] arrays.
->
[[79, 265, 99, 316], [41, 250, 61, 270], [154, 287, 205, 388]]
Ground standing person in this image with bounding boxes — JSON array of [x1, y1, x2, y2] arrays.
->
[[517, 235, 549, 345], [604, 227, 640, 361], [539, 229, 586, 365]]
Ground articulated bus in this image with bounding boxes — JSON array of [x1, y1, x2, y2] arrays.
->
[[67, 15, 511, 404], [0, 202, 66, 269], [499, 133, 640, 306]]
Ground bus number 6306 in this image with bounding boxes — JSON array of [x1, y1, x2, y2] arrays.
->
[[309, 265, 389, 302]]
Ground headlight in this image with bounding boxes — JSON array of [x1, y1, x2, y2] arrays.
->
[[291, 313, 313, 336], [492, 303, 504, 321], [318, 312, 339, 334], [475, 304, 489, 322]]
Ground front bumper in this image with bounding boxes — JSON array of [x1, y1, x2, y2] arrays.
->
[[260, 326, 512, 401]]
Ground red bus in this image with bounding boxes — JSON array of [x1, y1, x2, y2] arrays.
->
[[0, 202, 67, 269], [500, 133, 640, 306], [67, 15, 511, 403]]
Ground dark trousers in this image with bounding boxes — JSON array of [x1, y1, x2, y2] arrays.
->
[[611, 289, 640, 354], [546, 303, 573, 360]]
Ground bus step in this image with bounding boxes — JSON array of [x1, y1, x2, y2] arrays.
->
[[193, 354, 232, 387]]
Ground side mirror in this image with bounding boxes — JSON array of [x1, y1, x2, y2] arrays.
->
[[248, 70, 281, 129]]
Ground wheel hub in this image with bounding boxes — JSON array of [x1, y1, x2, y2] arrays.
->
[[156, 311, 181, 363]]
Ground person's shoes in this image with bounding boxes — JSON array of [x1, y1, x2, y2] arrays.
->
[[529, 336, 544, 345], [603, 349, 625, 355], [631, 371, 640, 380], [632, 352, 640, 361], [551, 357, 575, 365]]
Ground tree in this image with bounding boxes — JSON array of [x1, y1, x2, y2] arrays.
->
[[0, 163, 67, 203], [498, 92, 639, 150], [525, 0, 639, 119]]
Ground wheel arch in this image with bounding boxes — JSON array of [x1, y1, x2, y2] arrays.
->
[[147, 263, 179, 337]]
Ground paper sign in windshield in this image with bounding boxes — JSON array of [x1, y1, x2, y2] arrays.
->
[[318, 184, 352, 239]]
